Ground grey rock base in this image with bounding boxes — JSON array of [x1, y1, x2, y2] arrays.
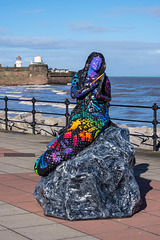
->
[[34, 126, 141, 220]]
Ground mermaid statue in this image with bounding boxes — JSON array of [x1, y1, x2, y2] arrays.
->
[[34, 52, 111, 176]]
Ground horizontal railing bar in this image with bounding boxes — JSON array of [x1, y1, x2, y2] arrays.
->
[[7, 109, 31, 113], [111, 118, 152, 123], [36, 99, 68, 104], [130, 133, 153, 137], [36, 123, 63, 128], [35, 111, 64, 115], [1, 97, 159, 109], [110, 104, 152, 109], [0, 98, 31, 102], [0, 97, 72, 104], [7, 119, 64, 128], [7, 119, 29, 124]]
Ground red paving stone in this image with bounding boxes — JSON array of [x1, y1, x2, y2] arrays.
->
[[63, 219, 129, 235], [146, 189, 160, 199], [0, 184, 34, 204], [114, 212, 160, 228], [147, 210, 160, 217], [95, 228, 160, 240], [1, 178, 38, 193], [141, 224, 160, 235], [0, 172, 160, 239], [0, 147, 35, 157], [150, 180, 160, 189], [14, 200, 43, 213], [143, 199, 160, 212], [15, 172, 41, 182], [0, 147, 19, 157], [36, 211, 68, 224]]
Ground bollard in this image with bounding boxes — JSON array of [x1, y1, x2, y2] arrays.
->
[[4, 96, 8, 130], [65, 98, 70, 126], [152, 103, 158, 151], [32, 97, 36, 135]]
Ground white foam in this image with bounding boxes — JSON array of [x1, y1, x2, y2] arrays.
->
[[19, 101, 32, 105], [8, 111, 26, 115], [19, 101, 75, 109], [5, 91, 22, 94], [0, 94, 22, 98], [19, 97, 32, 100], [52, 89, 67, 95], [25, 85, 51, 90]]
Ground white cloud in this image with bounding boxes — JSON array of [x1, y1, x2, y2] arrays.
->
[[68, 21, 112, 33], [143, 6, 160, 17], [151, 49, 160, 54], [0, 26, 9, 34], [0, 36, 160, 75], [32, 22, 55, 27], [104, 6, 160, 18], [69, 21, 134, 34], [0, 36, 160, 52]]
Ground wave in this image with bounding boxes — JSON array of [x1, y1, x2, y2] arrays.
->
[[0, 94, 22, 98], [52, 89, 67, 95], [25, 85, 52, 90], [8, 111, 27, 116], [19, 97, 32, 100], [19, 101, 75, 109], [2, 91, 22, 94]]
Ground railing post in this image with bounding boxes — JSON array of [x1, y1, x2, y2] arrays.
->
[[65, 98, 70, 126], [152, 103, 158, 151], [32, 97, 36, 135], [4, 96, 8, 131]]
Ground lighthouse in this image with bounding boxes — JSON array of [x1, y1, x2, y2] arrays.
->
[[15, 56, 22, 67]]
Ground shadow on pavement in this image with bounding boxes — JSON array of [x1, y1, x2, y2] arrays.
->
[[134, 163, 153, 211]]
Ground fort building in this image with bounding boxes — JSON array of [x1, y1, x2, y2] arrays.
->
[[0, 56, 75, 86]]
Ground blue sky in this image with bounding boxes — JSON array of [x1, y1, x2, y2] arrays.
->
[[0, 0, 160, 76]]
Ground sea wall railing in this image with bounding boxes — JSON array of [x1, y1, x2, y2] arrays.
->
[[0, 96, 159, 151]]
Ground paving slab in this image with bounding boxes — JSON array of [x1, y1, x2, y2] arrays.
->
[[0, 230, 30, 240], [15, 224, 88, 240]]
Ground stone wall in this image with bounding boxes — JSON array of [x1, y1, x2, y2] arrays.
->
[[29, 64, 48, 85], [0, 64, 48, 86], [48, 71, 76, 84]]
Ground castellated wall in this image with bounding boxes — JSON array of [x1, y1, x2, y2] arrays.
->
[[0, 64, 48, 86]]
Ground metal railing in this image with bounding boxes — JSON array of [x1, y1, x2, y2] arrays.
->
[[0, 96, 159, 151]]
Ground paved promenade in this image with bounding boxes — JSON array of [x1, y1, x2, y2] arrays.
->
[[0, 130, 160, 240]]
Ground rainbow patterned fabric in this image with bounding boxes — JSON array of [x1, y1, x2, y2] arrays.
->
[[34, 53, 111, 177]]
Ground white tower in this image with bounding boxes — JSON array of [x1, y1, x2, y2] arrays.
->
[[15, 56, 22, 67], [34, 56, 43, 64]]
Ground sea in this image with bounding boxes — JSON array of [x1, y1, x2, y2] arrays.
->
[[0, 77, 160, 128]]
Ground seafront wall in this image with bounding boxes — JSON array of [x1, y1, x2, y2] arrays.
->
[[0, 64, 48, 85], [0, 64, 75, 85], [48, 72, 75, 84]]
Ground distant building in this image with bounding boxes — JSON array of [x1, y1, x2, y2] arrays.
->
[[31, 56, 43, 65], [51, 68, 69, 73], [15, 56, 22, 67]]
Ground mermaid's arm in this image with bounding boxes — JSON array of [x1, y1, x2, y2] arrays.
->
[[95, 76, 111, 102], [71, 74, 98, 99]]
